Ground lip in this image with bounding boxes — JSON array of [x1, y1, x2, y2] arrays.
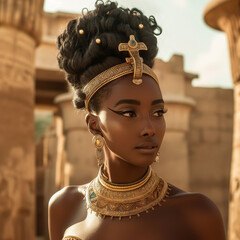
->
[[135, 143, 158, 154]]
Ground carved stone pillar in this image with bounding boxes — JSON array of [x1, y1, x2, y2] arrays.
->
[[54, 93, 98, 186], [0, 1, 43, 239], [204, 0, 240, 239]]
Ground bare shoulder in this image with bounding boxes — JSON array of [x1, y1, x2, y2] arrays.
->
[[168, 183, 226, 240], [49, 184, 87, 209], [48, 184, 87, 240]]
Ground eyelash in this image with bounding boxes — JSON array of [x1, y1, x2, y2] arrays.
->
[[152, 109, 168, 117], [109, 109, 168, 118]]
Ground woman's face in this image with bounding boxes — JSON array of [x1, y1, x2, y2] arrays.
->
[[97, 74, 166, 167]]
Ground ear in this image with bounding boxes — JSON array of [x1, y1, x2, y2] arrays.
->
[[85, 113, 102, 136]]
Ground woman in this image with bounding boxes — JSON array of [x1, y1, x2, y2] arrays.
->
[[49, 1, 226, 239]]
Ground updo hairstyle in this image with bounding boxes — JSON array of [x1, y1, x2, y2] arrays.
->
[[57, 0, 162, 113]]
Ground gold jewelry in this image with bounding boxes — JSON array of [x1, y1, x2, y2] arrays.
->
[[132, 12, 137, 16], [86, 167, 171, 219], [83, 62, 158, 111], [118, 35, 147, 84], [92, 135, 104, 166], [79, 29, 84, 35], [83, 35, 159, 111], [63, 236, 82, 240], [96, 38, 101, 44], [139, 23, 144, 29], [155, 152, 160, 162], [99, 167, 152, 191]]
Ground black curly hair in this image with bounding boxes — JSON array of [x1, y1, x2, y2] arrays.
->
[[57, 0, 162, 113]]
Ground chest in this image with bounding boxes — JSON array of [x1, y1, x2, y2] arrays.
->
[[63, 207, 200, 240]]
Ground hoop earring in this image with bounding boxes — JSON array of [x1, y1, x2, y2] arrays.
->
[[92, 134, 104, 166], [154, 152, 160, 163]]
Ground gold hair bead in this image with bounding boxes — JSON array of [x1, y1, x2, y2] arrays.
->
[[96, 38, 101, 44], [139, 24, 144, 29], [79, 29, 84, 35], [133, 12, 137, 16], [106, 11, 110, 14]]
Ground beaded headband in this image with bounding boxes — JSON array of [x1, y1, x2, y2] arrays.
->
[[83, 35, 159, 111]]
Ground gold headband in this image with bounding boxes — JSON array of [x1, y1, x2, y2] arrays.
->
[[83, 35, 159, 111]]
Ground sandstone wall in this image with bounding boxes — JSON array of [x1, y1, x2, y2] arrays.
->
[[187, 85, 233, 230]]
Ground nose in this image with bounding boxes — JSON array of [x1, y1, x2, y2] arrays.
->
[[140, 117, 155, 137]]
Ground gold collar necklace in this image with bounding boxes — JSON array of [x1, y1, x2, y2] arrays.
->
[[86, 167, 171, 220]]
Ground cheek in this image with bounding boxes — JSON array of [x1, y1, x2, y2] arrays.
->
[[157, 118, 166, 137], [99, 112, 128, 140]]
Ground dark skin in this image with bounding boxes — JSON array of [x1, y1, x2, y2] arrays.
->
[[48, 75, 226, 240]]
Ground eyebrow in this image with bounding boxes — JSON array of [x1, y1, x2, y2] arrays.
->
[[114, 99, 140, 107], [151, 99, 164, 106], [114, 98, 164, 107]]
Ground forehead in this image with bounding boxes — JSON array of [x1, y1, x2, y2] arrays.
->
[[105, 74, 163, 104]]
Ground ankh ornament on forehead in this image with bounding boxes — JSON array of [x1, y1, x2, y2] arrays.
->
[[118, 35, 148, 85]]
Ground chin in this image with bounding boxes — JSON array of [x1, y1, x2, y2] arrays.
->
[[130, 158, 155, 168]]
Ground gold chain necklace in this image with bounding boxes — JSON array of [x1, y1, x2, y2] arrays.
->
[[86, 167, 171, 220], [99, 167, 152, 191]]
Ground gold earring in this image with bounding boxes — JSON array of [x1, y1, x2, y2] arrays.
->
[[92, 135, 104, 166], [154, 152, 160, 163]]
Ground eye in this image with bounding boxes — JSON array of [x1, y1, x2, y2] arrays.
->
[[153, 109, 168, 117], [108, 108, 137, 118], [121, 111, 136, 118]]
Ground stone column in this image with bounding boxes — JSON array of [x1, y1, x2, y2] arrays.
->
[[204, 0, 240, 239], [153, 55, 196, 190], [55, 93, 98, 186], [218, 8, 240, 240], [0, 1, 43, 240]]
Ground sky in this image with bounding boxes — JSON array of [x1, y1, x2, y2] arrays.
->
[[44, 0, 233, 89]]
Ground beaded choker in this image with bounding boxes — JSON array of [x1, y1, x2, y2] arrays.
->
[[86, 167, 171, 220]]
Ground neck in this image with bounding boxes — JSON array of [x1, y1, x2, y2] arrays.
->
[[103, 157, 149, 184]]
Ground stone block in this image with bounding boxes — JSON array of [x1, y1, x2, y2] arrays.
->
[[217, 99, 234, 115], [189, 143, 231, 183], [165, 103, 192, 131], [190, 113, 219, 129], [194, 99, 219, 114], [202, 129, 220, 143], [55, 92, 87, 131], [220, 130, 233, 143], [155, 131, 190, 190], [188, 87, 217, 100], [188, 129, 202, 144], [65, 129, 98, 185], [219, 115, 233, 130]]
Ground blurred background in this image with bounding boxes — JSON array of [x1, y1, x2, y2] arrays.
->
[[0, 0, 239, 239]]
